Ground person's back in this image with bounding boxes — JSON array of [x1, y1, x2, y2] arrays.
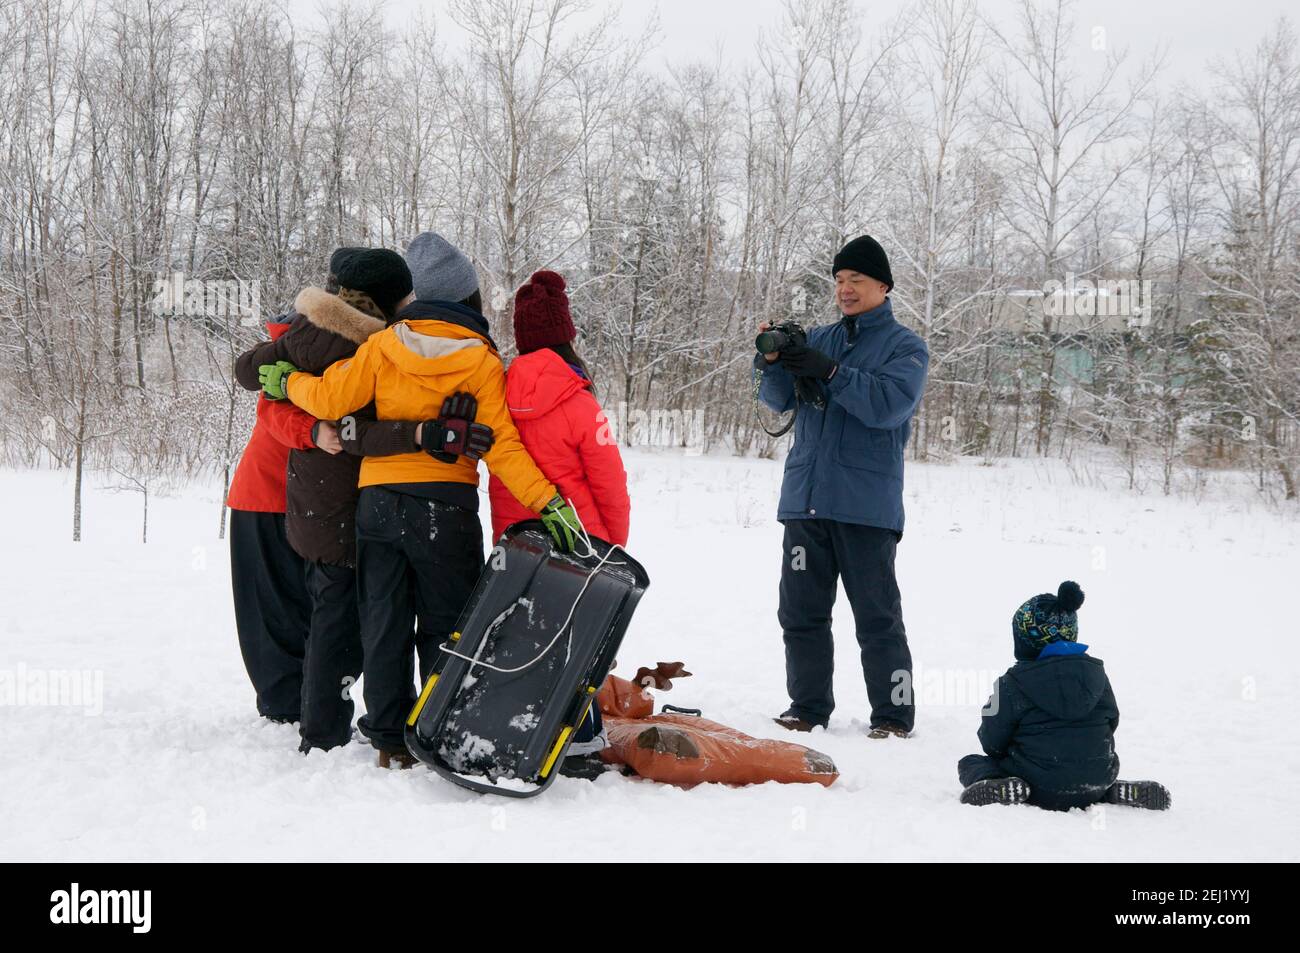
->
[[225, 315, 315, 725], [283, 301, 556, 513], [978, 646, 1119, 810], [236, 285, 388, 567], [487, 269, 630, 778], [958, 581, 1171, 811], [267, 233, 581, 766], [488, 270, 630, 549], [489, 347, 630, 546], [235, 248, 421, 753]]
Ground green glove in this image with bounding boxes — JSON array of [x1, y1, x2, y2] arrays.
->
[[539, 494, 580, 553], [258, 360, 298, 401]]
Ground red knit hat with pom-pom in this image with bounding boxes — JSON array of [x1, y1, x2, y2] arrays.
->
[[513, 270, 575, 353]]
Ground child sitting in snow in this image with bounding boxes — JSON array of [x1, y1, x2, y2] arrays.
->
[[958, 581, 1171, 811]]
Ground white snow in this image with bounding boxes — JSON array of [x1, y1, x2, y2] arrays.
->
[[508, 711, 540, 732], [441, 732, 497, 773], [1, 450, 1297, 861]]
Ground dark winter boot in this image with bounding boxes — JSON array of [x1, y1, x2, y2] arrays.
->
[[960, 777, 1031, 806], [299, 727, 356, 755], [558, 753, 612, 780], [377, 749, 418, 770], [867, 722, 911, 739], [773, 713, 819, 733], [1104, 780, 1172, 811]]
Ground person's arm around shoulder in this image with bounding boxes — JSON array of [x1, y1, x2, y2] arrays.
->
[[235, 338, 285, 392], [332, 412, 420, 458], [283, 336, 380, 420], [825, 333, 928, 429]]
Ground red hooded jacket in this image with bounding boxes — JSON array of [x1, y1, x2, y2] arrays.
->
[[488, 348, 630, 546], [226, 320, 317, 512]]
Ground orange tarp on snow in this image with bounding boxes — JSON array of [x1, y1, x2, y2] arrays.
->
[[595, 675, 837, 788]]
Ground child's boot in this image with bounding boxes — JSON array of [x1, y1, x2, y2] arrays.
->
[[558, 752, 612, 780], [377, 749, 418, 770], [1104, 780, 1171, 811], [960, 776, 1031, 806]]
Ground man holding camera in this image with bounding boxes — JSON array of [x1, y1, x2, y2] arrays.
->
[[755, 235, 928, 739]]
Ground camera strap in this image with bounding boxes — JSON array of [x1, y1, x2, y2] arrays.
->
[[753, 365, 825, 438], [753, 367, 796, 437]]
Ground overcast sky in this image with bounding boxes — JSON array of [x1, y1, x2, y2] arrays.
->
[[285, 0, 1294, 91]]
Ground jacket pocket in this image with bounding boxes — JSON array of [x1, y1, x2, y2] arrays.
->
[[834, 415, 901, 475]]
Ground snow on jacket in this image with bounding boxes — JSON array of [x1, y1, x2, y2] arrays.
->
[[284, 300, 557, 513], [755, 297, 928, 534], [226, 319, 316, 513], [977, 653, 1121, 811], [487, 348, 630, 546]]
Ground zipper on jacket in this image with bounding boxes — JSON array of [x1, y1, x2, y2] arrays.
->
[[805, 323, 843, 517]]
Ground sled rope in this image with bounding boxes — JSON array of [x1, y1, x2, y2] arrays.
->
[[437, 499, 628, 675]]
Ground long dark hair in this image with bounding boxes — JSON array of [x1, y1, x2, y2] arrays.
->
[[549, 340, 593, 385]]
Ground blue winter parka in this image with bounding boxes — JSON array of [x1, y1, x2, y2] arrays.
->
[[755, 298, 928, 534]]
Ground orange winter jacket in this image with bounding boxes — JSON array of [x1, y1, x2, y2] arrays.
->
[[284, 304, 557, 513]]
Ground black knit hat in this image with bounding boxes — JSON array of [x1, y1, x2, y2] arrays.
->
[[832, 234, 893, 291], [327, 247, 413, 317]]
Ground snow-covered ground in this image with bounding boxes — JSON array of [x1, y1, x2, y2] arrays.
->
[[3, 451, 1297, 861]]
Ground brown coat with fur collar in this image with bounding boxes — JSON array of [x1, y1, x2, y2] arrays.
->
[[235, 288, 395, 567]]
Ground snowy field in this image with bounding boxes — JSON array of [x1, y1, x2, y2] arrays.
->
[[2, 450, 1297, 862]]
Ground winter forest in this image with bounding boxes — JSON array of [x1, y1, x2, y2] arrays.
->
[[1, 0, 1298, 540]]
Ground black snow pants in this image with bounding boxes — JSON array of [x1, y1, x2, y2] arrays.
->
[[958, 754, 1009, 787], [778, 518, 914, 731], [299, 560, 364, 751], [957, 753, 1118, 811], [354, 487, 484, 754], [229, 509, 312, 721]]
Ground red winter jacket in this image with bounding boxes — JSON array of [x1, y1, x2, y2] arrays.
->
[[488, 349, 630, 546], [226, 320, 317, 512]]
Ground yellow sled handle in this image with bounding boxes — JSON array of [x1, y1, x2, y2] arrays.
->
[[407, 674, 440, 727], [405, 631, 461, 727], [538, 686, 598, 778]]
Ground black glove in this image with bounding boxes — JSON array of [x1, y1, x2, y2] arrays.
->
[[464, 420, 494, 459], [779, 344, 838, 381], [419, 393, 494, 463]]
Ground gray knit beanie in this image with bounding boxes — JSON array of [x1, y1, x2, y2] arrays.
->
[[405, 232, 480, 303]]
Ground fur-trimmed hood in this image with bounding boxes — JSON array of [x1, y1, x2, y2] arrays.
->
[[237, 286, 389, 383], [294, 286, 387, 343]]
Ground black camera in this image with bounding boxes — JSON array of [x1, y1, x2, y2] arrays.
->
[[753, 320, 825, 430], [755, 322, 807, 355]]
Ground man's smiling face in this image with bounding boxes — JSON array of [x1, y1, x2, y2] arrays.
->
[[835, 269, 889, 316]]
